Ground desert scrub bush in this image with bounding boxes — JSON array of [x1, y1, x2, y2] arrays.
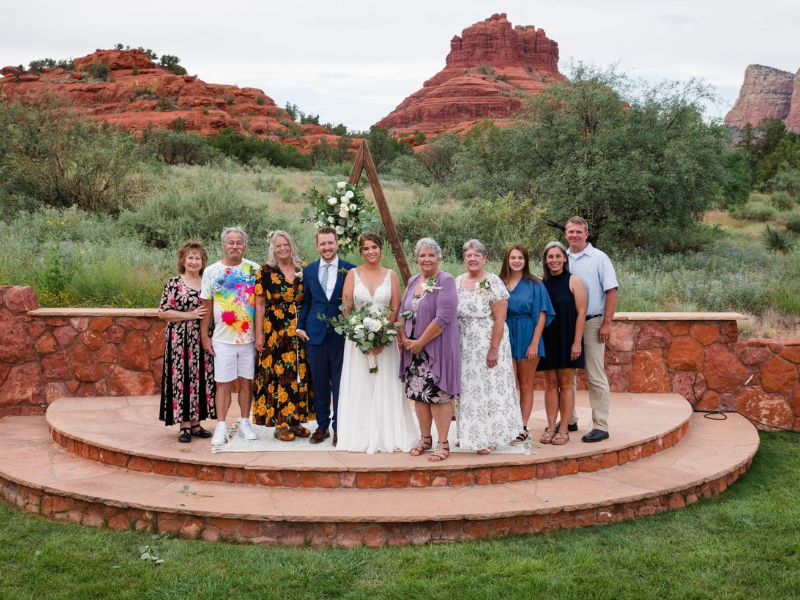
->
[[769, 168, 800, 199], [86, 63, 111, 81], [785, 211, 800, 234], [253, 175, 281, 193], [207, 128, 310, 170], [762, 225, 796, 254], [116, 164, 299, 253], [255, 95, 265, 106], [0, 96, 153, 214], [275, 180, 299, 203], [729, 201, 777, 222], [770, 191, 794, 211], [140, 129, 221, 166]]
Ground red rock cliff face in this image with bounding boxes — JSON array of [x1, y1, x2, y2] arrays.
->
[[783, 69, 800, 130], [377, 13, 564, 138], [724, 64, 796, 130], [0, 49, 339, 153]]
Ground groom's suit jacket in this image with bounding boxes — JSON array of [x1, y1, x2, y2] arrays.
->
[[298, 257, 356, 347]]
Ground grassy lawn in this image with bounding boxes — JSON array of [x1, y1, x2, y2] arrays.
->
[[0, 432, 797, 599]]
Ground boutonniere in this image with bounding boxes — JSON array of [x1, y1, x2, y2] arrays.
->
[[295, 270, 303, 280], [420, 277, 441, 294], [477, 278, 491, 296], [338, 267, 348, 277]]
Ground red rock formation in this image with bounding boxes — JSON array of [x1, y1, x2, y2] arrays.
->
[[377, 13, 564, 137], [724, 64, 795, 130], [0, 49, 338, 153], [784, 68, 800, 130]]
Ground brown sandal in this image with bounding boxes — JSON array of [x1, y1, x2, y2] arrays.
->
[[289, 425, 310, 438], [410, 436, 433, 456], [540, 430, 555, 444], [551, 432, 569, 445], [428, 441, 450, 462], [273, 426, 295, 442], [477, 445, 496, 455]]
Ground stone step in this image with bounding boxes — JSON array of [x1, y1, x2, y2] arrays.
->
[[46, 393, 692, 488], [0, 412, 758, 547]]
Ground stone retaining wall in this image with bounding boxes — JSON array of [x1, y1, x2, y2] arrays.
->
[[1, 286, 798, 431]]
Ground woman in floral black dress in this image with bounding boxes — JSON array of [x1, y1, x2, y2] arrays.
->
[[158, 241, 216, 443], [254, 231, 315, 441]]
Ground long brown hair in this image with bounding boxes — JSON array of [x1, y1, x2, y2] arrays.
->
[[499, 244, 540, 285]]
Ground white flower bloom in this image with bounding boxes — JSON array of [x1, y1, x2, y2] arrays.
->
[[328, 216, 335, 223], [335, 226, 344, 235], [328, 197, 338, 205], [370, 320, 382, 332], [345, 190, 354, 199], [337, 181, 347, 189], [340, 197, 348, 205], [338, 208, 348, 218]]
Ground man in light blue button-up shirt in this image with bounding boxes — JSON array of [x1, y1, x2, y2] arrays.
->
[[565, 216, 618, 442]]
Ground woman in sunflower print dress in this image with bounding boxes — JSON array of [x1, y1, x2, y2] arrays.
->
[[253, 231, 315, 441]]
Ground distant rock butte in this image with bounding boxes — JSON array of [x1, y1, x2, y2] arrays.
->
[[724, 64, 798, 130], [377, 13, 565, 140], [0, 49, 340, 153]]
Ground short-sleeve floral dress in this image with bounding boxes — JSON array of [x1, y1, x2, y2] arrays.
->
[[158, 276, 216, 426], [252, 263, 315, 427], [455, 273, 522, 450]]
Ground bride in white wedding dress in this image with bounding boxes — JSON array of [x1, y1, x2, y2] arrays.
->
[[336, 233, 418, 454]]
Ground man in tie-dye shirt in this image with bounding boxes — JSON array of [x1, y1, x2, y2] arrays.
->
[[201, 227, 260, 445]]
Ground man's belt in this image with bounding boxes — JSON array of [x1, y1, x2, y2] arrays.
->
[[586, 314, 602, 320]]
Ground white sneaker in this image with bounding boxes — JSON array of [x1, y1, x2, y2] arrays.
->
[[211, 422, 227, 445], [239, 418, 258, 441]]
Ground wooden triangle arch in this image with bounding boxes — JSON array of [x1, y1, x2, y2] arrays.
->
[[347, 138, 412, 285]]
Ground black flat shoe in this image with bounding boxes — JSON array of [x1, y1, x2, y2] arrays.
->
[[582, 429, 609, 443], [546, 421, 579, 433], [190, 424, 213, 439], [178, 427, 192, 443]]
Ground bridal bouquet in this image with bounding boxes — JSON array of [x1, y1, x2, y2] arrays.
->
[[301, 181, 379, 252], [323, 302, 401, 373]]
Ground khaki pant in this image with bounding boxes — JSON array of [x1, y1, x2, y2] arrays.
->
[[570, 317, 610, 431]]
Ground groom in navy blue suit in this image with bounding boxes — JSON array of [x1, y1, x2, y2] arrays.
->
[[297, 226, 355, 447]]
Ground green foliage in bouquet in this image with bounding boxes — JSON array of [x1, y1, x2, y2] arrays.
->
[[301, 181, 379, 253], [322, 302, 401, 372]]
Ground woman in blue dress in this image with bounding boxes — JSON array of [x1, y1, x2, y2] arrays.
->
[[500, 244, 555, 445]]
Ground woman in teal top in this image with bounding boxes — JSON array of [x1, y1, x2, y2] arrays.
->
[[500, 244, 555, 445]]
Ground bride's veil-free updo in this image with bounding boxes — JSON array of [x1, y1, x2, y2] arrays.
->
[[265, 230, 304, 270]]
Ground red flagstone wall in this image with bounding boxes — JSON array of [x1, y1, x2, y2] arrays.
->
[[0, 286, 798, 431]]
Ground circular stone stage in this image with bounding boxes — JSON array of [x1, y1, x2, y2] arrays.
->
[[0, 392, 758, 547]]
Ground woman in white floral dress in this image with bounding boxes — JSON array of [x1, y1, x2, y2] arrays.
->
[[455, 239, 523, 454]]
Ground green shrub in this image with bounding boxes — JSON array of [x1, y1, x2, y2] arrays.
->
[[255, 95, 265, 106], [140, 129, 221, 166], [207, 128, 310, 170], [0, 97, 151, 214], [159, 54, 186, 75], [769, 168, 800, 199], [86, 63, 111, 81], [116, 165, 298, 252], [785, 211, 800, 234], [225, 93, 236, 105], [729, 201, 777, 222], [476, 64, 495, 76], [761, 225, 796, 254], [770, 191, 794, 211], [157, 96, 176, 111]]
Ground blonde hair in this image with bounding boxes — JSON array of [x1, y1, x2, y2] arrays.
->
[[265, 230, 303, 269]]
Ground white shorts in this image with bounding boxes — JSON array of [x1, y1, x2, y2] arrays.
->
[[212, 341, 255, 383]]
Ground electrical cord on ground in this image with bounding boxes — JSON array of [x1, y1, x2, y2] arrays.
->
[[696, 409, 800, 433]]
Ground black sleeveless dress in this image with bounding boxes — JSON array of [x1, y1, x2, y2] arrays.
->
[[537, 271, 585, 371]]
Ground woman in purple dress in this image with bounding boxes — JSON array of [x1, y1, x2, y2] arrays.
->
[[398, 238, 461, 462]]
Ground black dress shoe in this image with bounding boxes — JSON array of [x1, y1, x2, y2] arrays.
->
[[582, 429, 609, 443], [546, 421, 579, 433], [190, 425, 213, 439], [178, 428, 192, 443], [332, 432, 338, 447]]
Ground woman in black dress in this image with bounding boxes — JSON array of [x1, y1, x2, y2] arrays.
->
[[158, 241, 216, 443], [537, 241, 587, 446]]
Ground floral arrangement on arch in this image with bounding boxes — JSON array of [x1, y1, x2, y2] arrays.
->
[[301, 181, 380, 252]]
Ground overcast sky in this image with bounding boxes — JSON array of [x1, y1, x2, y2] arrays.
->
[[2, 0, 798, 131]]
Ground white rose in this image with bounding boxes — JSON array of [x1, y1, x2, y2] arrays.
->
[[345, 190, 354, 199], [328, 197, 337, 205], [338, 208, 348, 218], [355, 324, 364, 331], [337, 182, 347, 189], [371, 320, 382, 332], [328, 216, 335, 223], [335, 226, 344, 235]]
